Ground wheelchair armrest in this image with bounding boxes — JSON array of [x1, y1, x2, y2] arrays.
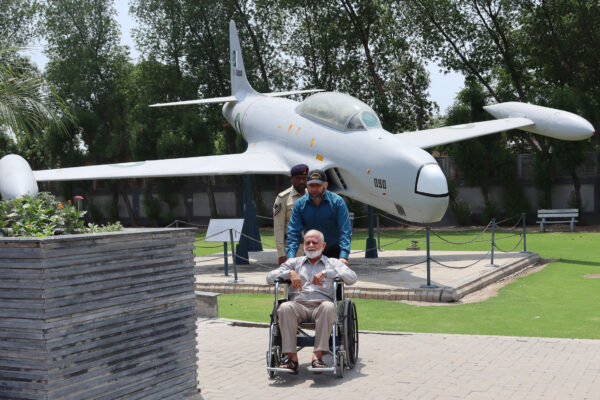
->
[[275, 277, 291, 284]]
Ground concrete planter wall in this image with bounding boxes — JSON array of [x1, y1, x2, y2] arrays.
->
[[0, 228, 200, 400]]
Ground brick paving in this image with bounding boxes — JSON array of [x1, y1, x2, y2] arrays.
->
[[196, 318, 600, 400]]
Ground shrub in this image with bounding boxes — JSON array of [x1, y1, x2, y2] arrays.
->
[[452, 200, 471, 226], [0, 192, 122, 237]]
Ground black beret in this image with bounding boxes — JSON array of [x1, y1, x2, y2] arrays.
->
[[290, 164, 309, 176]]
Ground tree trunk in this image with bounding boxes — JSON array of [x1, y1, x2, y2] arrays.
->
[[571, 171, 582, 212], [204, 176, 218, 217], [120, 181, 137, 227]]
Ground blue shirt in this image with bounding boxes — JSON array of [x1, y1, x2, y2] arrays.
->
[[286, 191, 352, 259]]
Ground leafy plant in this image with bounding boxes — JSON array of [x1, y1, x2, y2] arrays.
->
[[0, 192, 122, 237]]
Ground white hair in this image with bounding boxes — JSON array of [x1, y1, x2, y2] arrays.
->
[[304, 229, 324, 242]]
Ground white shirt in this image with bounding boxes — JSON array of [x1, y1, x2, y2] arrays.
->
[[266, 255, 357, 301]]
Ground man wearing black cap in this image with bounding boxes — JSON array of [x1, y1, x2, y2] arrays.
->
[[273, 164, 308, 265], [286, 169, 352, 266]]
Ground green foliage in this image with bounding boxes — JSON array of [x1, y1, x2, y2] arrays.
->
[[86, 221, 123, 233], [0, 192, 124, 237], [1, 192, 80, 236], [0, 44, 71, 150], [142, 192, 162, 226], [452, 200, 471, 226], [0, 0, 38, 46], [87, 202, 105, 224]]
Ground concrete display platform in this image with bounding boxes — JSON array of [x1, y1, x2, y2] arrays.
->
[[195, 249, 541, 302]]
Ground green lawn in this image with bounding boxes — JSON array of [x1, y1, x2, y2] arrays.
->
[[197, 228, 600, 339]]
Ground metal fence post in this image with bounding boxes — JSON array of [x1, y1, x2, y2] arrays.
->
[[365, 206, 378, 258], [223, 242, 228, 276], [376, 214, 381, 250], [522, 212, 528, 253], [420, 226, 437, 288], [229, 229, 238, 282], [490, 218, 497, 266]]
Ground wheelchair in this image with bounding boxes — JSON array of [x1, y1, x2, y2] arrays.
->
[[266, 277, 358, 378]]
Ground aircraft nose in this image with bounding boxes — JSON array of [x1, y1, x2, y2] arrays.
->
[[415, 163, 448, 197]]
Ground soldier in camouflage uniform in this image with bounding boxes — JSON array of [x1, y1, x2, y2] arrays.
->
[[273, 164, 308, 265]]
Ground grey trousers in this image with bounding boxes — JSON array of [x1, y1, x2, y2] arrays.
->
[[277, 299, 336, 354]]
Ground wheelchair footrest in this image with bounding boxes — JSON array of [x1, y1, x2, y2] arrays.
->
[[267, 367, 298, 374], [307, 366, 336, 373]]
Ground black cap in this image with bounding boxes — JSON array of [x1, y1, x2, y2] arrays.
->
[[290, 164, 309, 176], [307, 169, 327, 185]]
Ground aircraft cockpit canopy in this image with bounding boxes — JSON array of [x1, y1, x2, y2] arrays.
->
[[298, 92, 382, 131]]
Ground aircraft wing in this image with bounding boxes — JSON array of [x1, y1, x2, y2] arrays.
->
[[33, 151, 290, 182], [397, 117, 534, 149]]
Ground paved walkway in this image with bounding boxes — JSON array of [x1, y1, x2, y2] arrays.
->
[[195, 249, 540, 302], [196, 318, 600, 400]]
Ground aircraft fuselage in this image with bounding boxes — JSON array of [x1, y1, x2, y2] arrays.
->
[[223, 94, 449, 223]]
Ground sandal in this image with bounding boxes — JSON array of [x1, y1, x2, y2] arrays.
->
[[311, 358, 327, 368], [280, 358, 299, 373]]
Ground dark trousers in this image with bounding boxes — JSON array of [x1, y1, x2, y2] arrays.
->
[[323, 244, 341, 258]]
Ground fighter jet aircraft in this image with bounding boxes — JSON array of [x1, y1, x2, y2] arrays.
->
[[0, 21, 595, 223]]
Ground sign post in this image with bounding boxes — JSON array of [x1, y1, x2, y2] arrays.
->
[[205, 219, 245, 282]]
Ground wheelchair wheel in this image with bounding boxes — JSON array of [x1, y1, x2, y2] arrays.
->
[[342, 300, 359, 368], [266, 345, 281, 378], [336, 351, 344, 378]]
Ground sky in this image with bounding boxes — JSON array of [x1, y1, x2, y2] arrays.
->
[[27, 2, 464, 114]]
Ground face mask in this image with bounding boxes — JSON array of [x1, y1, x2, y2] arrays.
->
[[304, 248, 323, 259]]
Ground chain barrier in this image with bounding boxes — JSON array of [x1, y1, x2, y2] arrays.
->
[[195, 243, 227, 249], [194, 255, 227, 263], [378, 213, 412, 228], [430, 249, 493, 269], [349, 226, 427, 255], [165, 220, 208, 228], [229, 251, 276, 270], [192, 212, 527, 274], [494, 234, 524, 253], [429, 221, 492, 245], [495, 214, 523, 231], [236, 230, 278, 249], [202, 228, 237, 241]]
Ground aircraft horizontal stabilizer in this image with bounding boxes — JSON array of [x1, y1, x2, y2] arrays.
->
[[263, 89, 324, 97], [149, 89, 323, 108], [149, 96, 238, 107], [32, 151, 290, 182]]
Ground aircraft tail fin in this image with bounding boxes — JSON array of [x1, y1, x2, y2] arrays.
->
[[229, 20, 257, 97], [149, 21, 323, 108]]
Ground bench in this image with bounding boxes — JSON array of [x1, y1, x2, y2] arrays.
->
[[537, 209, 578, 232]]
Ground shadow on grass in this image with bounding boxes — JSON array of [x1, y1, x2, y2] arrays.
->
[[557, 259, 600, 267]]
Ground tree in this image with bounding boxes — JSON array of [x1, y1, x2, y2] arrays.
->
[[444, 77, 528, 221], [0, 0, 38, 46], [403, 0, 599, 209], [42, 0, 136, 223], [0, 44, 71, 168]]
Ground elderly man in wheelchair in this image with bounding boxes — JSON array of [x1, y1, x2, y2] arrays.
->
[[266, 229, 358, 377]]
